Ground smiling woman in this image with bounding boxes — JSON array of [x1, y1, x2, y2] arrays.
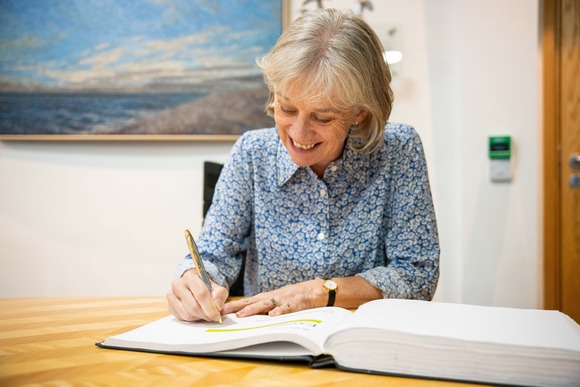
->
[[167, 8, 439, 324], [0, 0, 284, 139], [272, 88, 367, 178]]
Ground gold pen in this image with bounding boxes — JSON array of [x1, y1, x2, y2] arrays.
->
[[184, 229, 222, 324]]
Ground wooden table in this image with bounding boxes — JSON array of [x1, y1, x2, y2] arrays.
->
[[0, 297, 485, 386]]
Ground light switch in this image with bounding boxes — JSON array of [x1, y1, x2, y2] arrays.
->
[[489, 136, 512, 182]]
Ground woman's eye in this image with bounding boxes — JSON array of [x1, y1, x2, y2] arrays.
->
[[313, 115, 333, 124], [280, 106, 297, 115]]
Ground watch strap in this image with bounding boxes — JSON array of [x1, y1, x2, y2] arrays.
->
[[324, 278, 337, 307]]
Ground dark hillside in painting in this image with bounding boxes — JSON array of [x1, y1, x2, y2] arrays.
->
[[95, 87, 274, 135]]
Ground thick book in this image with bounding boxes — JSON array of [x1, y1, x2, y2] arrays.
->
[[97, 299, 580, 386]]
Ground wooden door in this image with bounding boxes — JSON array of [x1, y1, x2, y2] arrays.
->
[[543, 0, 580, 322]]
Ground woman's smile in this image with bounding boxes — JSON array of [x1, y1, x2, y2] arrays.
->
[[291, 138, 318, 150]]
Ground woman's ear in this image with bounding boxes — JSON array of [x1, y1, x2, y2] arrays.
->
[[354, 108, 369, 125]]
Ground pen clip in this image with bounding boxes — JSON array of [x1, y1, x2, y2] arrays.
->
[[184, 229, 202, 269]]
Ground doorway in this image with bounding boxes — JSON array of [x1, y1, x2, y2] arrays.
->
[[542, 0, 580, 322]]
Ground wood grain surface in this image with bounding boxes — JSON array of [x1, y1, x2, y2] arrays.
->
[[0, 297, 481, 386]]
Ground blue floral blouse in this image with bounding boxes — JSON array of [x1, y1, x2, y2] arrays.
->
[[177, 123, 440, 300]]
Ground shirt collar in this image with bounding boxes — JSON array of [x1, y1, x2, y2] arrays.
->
[[277, 139, 300, 186], [276, 134, 374, 187]]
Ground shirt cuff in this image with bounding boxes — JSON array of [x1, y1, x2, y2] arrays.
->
[[356, 270, 412, 299], [175, 254, 228, 290], [176, 255, 195, 278]]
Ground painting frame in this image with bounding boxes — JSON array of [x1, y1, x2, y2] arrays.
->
[[0, 0, 290, 142]]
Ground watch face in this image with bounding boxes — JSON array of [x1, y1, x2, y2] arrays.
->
[[324, 279, 337, 291]]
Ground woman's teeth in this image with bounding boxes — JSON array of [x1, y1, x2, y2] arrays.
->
[[292, 140, 315, 150]]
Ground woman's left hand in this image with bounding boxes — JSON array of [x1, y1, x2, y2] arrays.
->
[[222, 279, 324, 317]]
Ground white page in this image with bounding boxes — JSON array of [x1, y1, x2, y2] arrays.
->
[[332, 299, 580, 355], [103, 306, 352, 356], [324, 299, 580, 387]]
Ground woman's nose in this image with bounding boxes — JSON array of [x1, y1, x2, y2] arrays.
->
[[289, 115, 310, 138]]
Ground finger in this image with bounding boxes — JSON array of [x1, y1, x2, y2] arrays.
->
[[236, 297, 278, 318], [167, 288, 200, 321], [172, 273, 213, 321], [185, 275, 223, 322], [268, 301, 292, 317], [222, 297, 254, 314], [211, 283, 229, 312]]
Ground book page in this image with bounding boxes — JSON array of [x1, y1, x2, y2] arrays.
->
[[323, 299, 580, 386], [102, 306, 352, 356], [336, 299, 580, 352]]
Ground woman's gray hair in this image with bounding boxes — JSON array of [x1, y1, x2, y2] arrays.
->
[[257, 8, 393, 153]]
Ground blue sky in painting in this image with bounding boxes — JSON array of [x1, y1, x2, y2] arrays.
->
[[0, 0, 281, 91]]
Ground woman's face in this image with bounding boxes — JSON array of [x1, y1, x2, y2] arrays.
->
[[273, 89, 367, 178]]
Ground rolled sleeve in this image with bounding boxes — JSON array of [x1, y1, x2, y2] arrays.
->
[[358, 128, 440, 300]]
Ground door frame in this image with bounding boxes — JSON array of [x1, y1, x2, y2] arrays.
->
[[542, 0, 561, 310]]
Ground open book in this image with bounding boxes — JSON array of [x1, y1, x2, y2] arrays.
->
[[97, 299, 580, 387]]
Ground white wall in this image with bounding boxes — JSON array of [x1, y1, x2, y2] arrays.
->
[[0, 141, 230, 296], [0, 0, 540, 307], [452, 1, 540, 308]]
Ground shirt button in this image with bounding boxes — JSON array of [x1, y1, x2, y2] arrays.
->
[[317, 232, 325, 241], [320, 189, 326, 197], [330, 165, 338, 172]]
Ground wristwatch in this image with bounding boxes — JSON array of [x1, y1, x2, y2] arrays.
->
[[323, 278, 338, 307]]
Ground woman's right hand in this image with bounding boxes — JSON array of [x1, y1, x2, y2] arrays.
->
[[166, 269, 229, 322]]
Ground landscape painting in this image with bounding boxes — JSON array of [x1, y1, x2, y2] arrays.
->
[[0, 0, 283, 139]]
